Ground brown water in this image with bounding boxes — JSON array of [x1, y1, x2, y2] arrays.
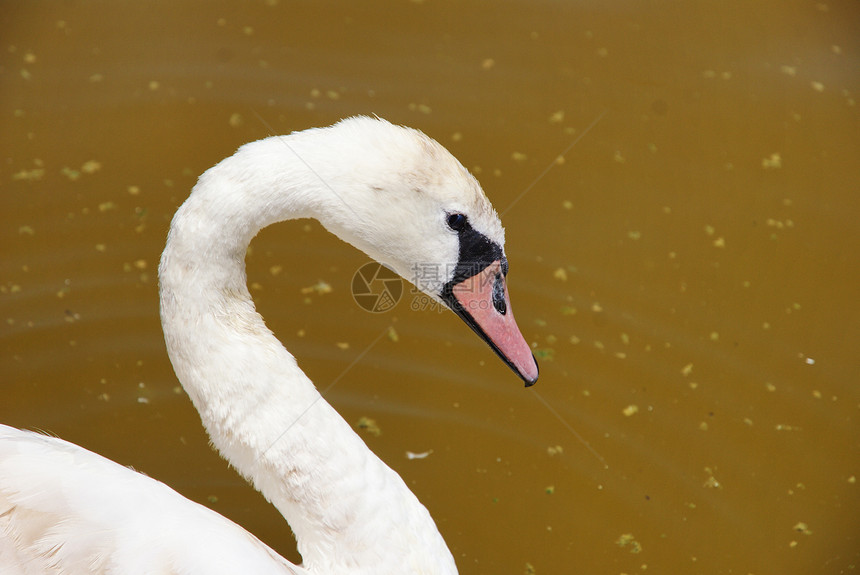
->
[[2, 1, 858, 573]]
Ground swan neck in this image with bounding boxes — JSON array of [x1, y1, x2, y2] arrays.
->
[[157, 134, 457, 573]]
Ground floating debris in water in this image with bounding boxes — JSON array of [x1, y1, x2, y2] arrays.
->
[[406, 450, 432, 460], [615, 533, 642, 553], [793, 522, 813, 535], [703, 467, 722, 489], [762, 152, 782, 169], [300, 280, 332, 295], [356, 416, 381, 436]]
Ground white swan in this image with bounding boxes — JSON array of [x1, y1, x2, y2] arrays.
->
[[0, 116, 539, 574]]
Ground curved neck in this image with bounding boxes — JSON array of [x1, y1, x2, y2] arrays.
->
[[158, 135, 456, 573]]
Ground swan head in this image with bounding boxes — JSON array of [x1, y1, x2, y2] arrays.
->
[[296, 117, 539, 385]]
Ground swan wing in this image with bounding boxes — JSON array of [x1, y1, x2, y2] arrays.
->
[[0, 424, 303, 575]]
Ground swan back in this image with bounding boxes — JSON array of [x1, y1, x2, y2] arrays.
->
[[0, 425, 302, 574]]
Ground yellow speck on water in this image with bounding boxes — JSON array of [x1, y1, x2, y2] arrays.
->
[[98, 201, 116, 212], [148, 80, 160, 91], [61, 167, 81, 181], [553, 268, 568, 281], [703, 467, 722, 489], [481, 58, 495, 70], [356, 416, 381, 436], [549, 110, 565, 124], [545, 485, 555, 494], [793, 522, 812, 535], [524, 563, 536, 575], [18, 225, 35, 236], [335, 342, 349, 350], [547, 445, 564, 456], [713, 237, 726, 248], [81, 160, 102, 174], [269, 265, 283, 277], [562, 200, 573, 210], [780, 65, 797, 76], [704, 225, 715, 236], [387, 326, 399, 342], [408, 102, 432, 114], [13, 167, 45, 181], [762, 153, 782, 169], [811, 81, 825, 92], [627, 230, 641, 240], [300, 280, 332, 295], [242, 26, 254, 35], [229, 113, 244, 127], [95, 244, 107, 253], [698, 421, 709, 431], [615, 533, 642, 554], [709, 331, 719, 341], [623, 405, 639, 417], [511, 152, 527, 162], [681, 363, 694, 377], [591, 302, 603, 313]]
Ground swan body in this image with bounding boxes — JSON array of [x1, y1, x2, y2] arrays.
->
[[1, 117, 538, 573]]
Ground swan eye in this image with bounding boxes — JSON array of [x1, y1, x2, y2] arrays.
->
[[446, 213, 468, 231]]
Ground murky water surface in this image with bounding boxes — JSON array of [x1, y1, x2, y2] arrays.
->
[[2, 1, 858, 573]]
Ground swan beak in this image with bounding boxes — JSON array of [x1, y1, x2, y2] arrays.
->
[[442, 260, 539, 386]]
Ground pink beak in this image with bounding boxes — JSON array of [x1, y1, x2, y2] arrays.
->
[[445, 260, 539, 385]]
